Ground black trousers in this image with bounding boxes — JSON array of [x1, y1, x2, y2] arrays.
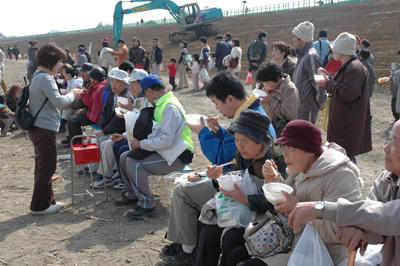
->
[[227, 245, 265, 266], [196, 225, 246, 266], [69, 114, 95, 139], [169, 76, 176, 89], [392, 97, 399, 121]]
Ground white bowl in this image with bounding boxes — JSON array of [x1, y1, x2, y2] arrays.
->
[[56, 79, 65, 84], [313, 74, 324, 82], [60, 89, 67, 94], [217, 175, 244, 192], [186, 114, 207, 126], [115, 107, 127, 116], [262, 183, 293, 205], [117, 96, 129, 105], [253, 89, 268, 97]]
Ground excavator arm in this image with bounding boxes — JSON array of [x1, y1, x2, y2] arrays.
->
[[113, 0, 180, 46]]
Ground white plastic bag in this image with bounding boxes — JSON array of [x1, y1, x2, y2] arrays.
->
[[216, 169, 258, 228], [336, 244, 383, 266], [208, 57, 214, 71], [124, 109, 140, 150], [287, 224, 334, 266], [24, 59, 30, 67], [199, 68, 210, 83]]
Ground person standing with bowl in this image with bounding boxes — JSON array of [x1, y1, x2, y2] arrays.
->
[[28, 43, 83, 215]]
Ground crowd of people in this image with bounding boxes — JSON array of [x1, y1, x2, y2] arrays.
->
[[1, 19, 400, 266]]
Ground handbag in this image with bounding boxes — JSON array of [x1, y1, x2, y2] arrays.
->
[[230, 57, 238, 69], [182, 54, 192, 65], [15, 75, 48, 131], [244, 210, 294, 258]]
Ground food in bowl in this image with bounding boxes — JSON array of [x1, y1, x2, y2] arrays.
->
[[262, 183, 293, 205], [187, 172, 202, 182], [217, 175, 243, 192]]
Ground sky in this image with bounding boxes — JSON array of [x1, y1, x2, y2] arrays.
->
[[0, 0, 290, 37]]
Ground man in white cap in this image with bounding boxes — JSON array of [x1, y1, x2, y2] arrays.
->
[[292, 21, 326, 124], [91, 69, 134, 188]]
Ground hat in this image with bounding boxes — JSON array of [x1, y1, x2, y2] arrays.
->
[[128, 69, 148, 82], [109, 69, 129, 83], [102, 37, 109, 42], [292, 21, 314, 43], [151, 37, 158, 42], [79, 63, 93, 72], [108, 67, 119, 78], [332, 32, 356, 56], [275, 120, 323, 154], [227, 109, 272, 146], [361, 39, 370, 48], [88, 67, 105, 81], [140, 75, 163, 91], [225, 33, 232, 39], [77, 47, 85, 53], [319, 30, 328, 38]]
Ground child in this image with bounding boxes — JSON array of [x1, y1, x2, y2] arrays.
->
[[191, 54, 200, 90], [168, 58, 178, 90], [143, 51, 151, 74], [0, 95, 14, 137]]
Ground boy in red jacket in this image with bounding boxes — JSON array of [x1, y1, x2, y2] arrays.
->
[[168, 58, 178, 90]]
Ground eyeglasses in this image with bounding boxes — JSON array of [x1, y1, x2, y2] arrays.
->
[[277, 144, 293, 153]]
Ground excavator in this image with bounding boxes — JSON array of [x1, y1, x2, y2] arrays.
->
[[113, 0, 223, 45]]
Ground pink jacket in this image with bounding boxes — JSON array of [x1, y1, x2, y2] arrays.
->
[[81, 80, 107, 124]]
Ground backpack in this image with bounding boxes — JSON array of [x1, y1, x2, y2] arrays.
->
[[249, 39, 264, 61], [15, 76, 48, 130]]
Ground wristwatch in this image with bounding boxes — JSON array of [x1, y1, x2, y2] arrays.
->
[[315, 201, 324, 219]]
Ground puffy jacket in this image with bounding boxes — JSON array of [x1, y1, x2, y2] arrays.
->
[[81, 80, 107, 124]]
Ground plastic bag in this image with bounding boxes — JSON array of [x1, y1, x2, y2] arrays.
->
[[199, 68, 210, 83], [24, 59, 30, 68], [124, 109, 140, 150], [336, 244, 383, 266], [287, 224, 334, 266], [208, 57, 214, 71], [216, 169, 258, 228]]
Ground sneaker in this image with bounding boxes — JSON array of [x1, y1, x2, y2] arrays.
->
[[111, 171, 120, 179], [113, 181, 125, 190], [126, 205, 156, 219], [61, 137, 71, 144], [53, 202, 66, 209], [31, 204, 61, 215], [77, 167, 90, 175], [164, 249, 197, 266], [92, 175, 116, 189], [162, 243, 180, 256], [0, 132, 11, 137], [121, 189, 127, 196], [114, 196, 138, 206]]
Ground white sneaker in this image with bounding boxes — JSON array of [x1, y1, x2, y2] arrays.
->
[[31, 204, 61, 215], [53, 202, 66, 209]]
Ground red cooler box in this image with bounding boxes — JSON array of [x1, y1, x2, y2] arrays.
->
[[72, 144, 100, 165]]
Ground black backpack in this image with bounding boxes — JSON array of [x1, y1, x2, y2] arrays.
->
[[15, 76, 48, 130]]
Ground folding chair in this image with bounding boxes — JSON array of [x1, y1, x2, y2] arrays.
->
[[150, 166, 193, 200]]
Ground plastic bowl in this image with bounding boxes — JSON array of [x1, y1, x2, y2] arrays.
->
[[115, 107, 127, 116], [56, 79, 64, 84], [217, 175, 243, 192], [313, 74, 324, 82], [117, 96, 129, 105], [186, 114, 207, 126], [253, 89, 268, 97], [262, 183, 293, 205], [60, 89, 67, 94]]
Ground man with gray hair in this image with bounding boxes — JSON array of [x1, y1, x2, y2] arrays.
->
[[292, 21, 326, 124]]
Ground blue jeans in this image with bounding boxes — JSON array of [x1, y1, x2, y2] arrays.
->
[[349, 156, 357, 165], [113, 139, 129, 182]]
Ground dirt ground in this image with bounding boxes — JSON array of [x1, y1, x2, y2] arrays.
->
[[0, 0, 398, 264]]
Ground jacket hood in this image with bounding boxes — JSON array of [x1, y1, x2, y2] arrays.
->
[[301, 142, 363, 187]]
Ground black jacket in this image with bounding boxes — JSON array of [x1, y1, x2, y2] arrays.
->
[[214, 41, 230, 69], [99, 88, 133, 135], [151, 45, 163, 64]]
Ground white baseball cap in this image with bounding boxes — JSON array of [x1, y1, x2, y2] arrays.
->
[[128, 69, 148, 82], [109, 69, 129, 83], [108, 67, 119, 78]]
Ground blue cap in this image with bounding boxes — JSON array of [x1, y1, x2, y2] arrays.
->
[[140, 75, 163, 91]]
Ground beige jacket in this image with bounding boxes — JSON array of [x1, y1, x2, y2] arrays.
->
[[261, 74, 300, 122], [325, 171, 400, 266], [262, 143, 363, 265]]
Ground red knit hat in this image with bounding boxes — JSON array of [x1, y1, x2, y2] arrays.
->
[[275, 120, 323, 154]]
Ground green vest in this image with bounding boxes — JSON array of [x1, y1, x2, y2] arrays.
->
[[154, 92, 193, 151]]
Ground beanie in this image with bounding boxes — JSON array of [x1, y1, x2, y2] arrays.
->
[[292, 21, 315, 43]]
